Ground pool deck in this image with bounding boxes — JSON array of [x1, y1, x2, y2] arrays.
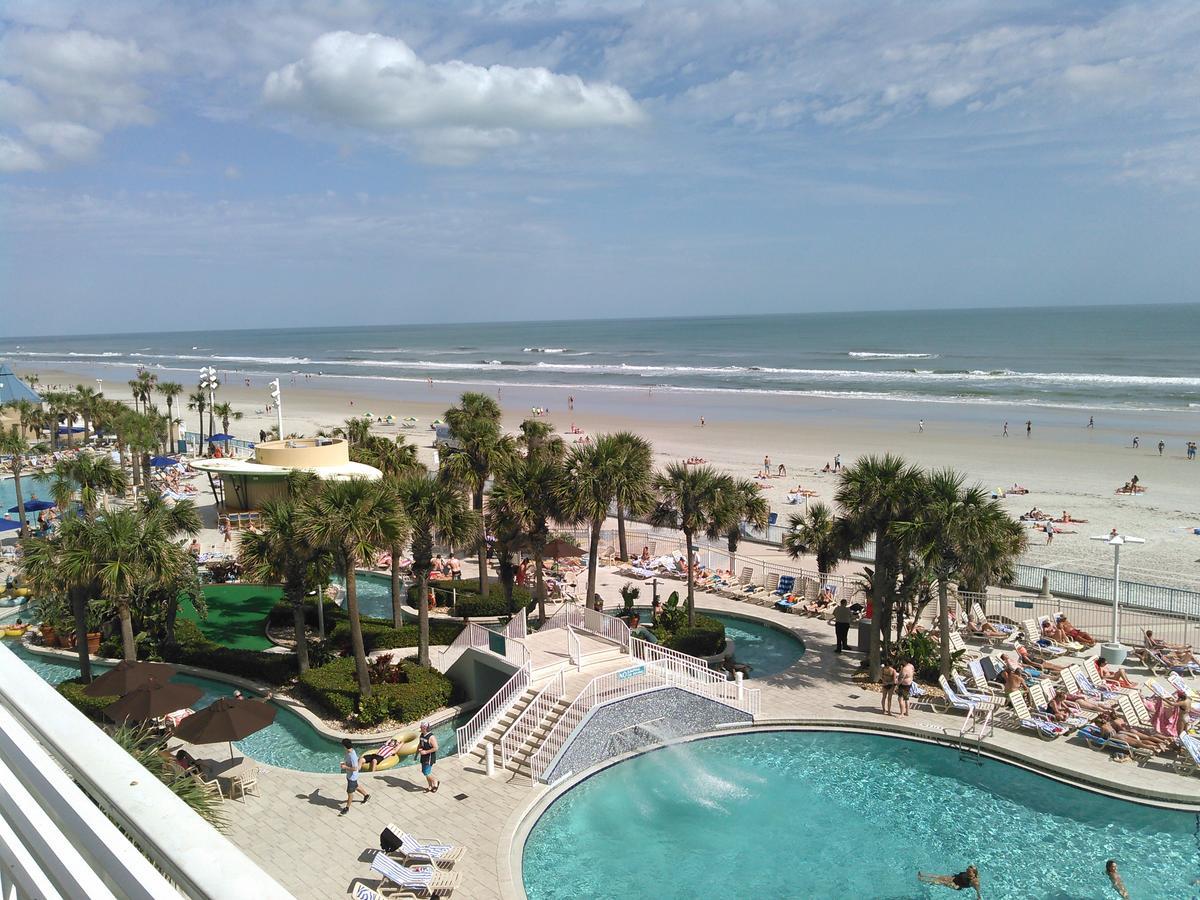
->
[[214, 559, 1200, 900]]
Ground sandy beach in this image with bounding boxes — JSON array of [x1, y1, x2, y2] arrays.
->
[[20, 363, 1200, 588]]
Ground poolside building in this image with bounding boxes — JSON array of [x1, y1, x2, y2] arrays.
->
[[188, 437, 381, 511]]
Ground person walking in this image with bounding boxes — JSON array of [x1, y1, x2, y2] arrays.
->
[[339, 738, 370, 815], [1044, 520, 1054, 545], [1088, 416, 1095, 429], [880, 660, 897, 716], [417, 722, 440, 793], [1132, 435, 1139, 449], [918, 419, 924, 433], [1158, 439, 1165, 456], [1026, 420, 1032, 437], [897, 659, 915, 717], [1002, 421, 1008, 437], [832, 599, 853, 653]]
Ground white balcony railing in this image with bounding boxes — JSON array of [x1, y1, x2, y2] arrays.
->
[[499, 668, 566, 768]]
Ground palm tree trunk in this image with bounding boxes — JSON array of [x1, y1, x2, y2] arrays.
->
[[585, 518, 601, 606], [534, 544, 547, 625], [685, 532, 696, 626], [11, 465, 28, 538], [119, 600, 136, 661], [71, 588, 92, 682], [167, 398, 176, 451], [291, 587, 310, 674], [938, 578, 952, 678], [416, 572, 431, 668], [475, 490, 489, 597], [390, 542, 404, 629], [868, 544, 886, 681], [617, 501, 629, 561], [344, 564, 372, 697]]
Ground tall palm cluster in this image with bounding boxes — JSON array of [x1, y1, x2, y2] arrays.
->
[[786, 454, 1026, 680]]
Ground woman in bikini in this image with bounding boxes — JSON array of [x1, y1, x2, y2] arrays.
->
[[880, 662, 897, 716]]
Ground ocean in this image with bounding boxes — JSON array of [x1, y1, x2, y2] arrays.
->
[[4, 304, 1199, 413]]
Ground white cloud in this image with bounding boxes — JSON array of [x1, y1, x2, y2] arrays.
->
[[262, 31, 643, 160], [1120, 138, 1200, 188], [224, 164, 241, 179], [0, 134, 44, 172], [23, 121, 103, 162]]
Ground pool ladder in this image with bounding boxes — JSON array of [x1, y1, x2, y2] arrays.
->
[[957, 707, 994, 766]]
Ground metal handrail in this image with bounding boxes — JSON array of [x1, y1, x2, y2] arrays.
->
[[435, 622, 492, 673], [566, 626, 581, 668], [454, 661, 531, 759], [499, 668, 566, 768], [504, 607, 528, 640]]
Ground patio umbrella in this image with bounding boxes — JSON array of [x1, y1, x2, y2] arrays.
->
[[149, 455, 179, 468], [0, 519, 22, 533], [84, 660, 179, 697], [207, 433, 235, 443], [7, 499, 54, 513], [542, 538, 584, 560], [104, 677, 203, 723], [172, 696, 277, 759]]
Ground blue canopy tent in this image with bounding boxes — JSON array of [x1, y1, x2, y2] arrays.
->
[[8, 499, 54, 514], [0, 363, 41, 405]]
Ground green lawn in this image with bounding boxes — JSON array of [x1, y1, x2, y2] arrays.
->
[[180, 584, 283, 651]]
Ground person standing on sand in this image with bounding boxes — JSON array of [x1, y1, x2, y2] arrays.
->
[[1044, 521, 1054, 544], [1002, 421, 1008, 437], [568, 395, 574, 410], [1105, 860, 1129, 899], [1026, 420, 1032, 437], [1158, 439, 1164, 455], [1132, 435, 1139, 448], [763, 455, 771, 472], [918, 419, 924, 433], [699, 416, 705, 427]]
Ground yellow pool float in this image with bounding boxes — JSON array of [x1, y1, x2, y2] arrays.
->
[[3, 625, 28, 638], [359, 730, 420, 772]]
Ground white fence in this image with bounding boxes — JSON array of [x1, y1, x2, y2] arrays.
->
[[538, 604, 631, 650], [500, 668, 566, 768], [436, 621, 530, 674], [455, 662, 531, 759]]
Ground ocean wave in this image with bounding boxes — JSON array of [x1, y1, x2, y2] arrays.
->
[[848, 351, 938, 359], [523, 347, 568, 353]]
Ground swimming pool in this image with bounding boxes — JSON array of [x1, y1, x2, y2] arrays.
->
[[4, 641, 467, 773], [0, 475, 53, 520], [337, 571, 406, 622], [522, 730, 1194, 899], [632, 609, 805, 677]]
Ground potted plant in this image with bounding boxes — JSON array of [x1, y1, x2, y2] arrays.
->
[[38, 594, 68, 647]]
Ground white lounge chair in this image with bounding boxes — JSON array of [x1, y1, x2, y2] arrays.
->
[[1175, 733, 1200, 777], [938, 675, 999, 716], [1069, 665, 1121, 702], [370, 854, 460, 897], [387, 826, 466, 867], [1006, 691, 1069, 740]]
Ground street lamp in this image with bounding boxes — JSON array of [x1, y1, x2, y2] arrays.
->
[[1089, 530, 1145, 664], [268, 379, 283, 438], [199, 366, 219, 440]]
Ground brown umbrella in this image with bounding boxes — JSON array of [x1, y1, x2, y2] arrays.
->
[[542, 538, 584, 560], [84, 660, 179, 697], [104, 677, 203, 723], [172, 696, 277, 759]]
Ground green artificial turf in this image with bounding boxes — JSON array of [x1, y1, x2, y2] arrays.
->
[[179, 584, 283, 651]]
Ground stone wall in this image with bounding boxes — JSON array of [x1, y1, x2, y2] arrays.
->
[[546, 687, 752, 783]]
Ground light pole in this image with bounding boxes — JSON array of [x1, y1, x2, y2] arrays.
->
[[1089, 530, 1145, 663], [199, 366, 219, 441], [269, 379, 283, 438]]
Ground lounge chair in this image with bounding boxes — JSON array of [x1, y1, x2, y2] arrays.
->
[[1081, 657, 1135, 692], [945, 632, 981, 664], [370, 854, 460, 897], [965, 660, 1004, 698], [1075, 724, 1153, 764], [1167, 671, 1200, 700], [938, 675, 1000, 716], [385, 826, 466, 868], [1019, 619, 1068, 657], [772, 575, 795, 598], [953, 674, 1002, 708], [1069, 665, 1122, 702], [1005, 691, 1069, 740], [1174, 733, 1200, 777], [1028, 682, 1092, 728], [1138, 647, 1200, 677]]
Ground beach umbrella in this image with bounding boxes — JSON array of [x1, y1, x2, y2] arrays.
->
[[0, 519, 22, 533], [149, 455, 179, 468], [207, 433, 235, 443], [8, 499, 54, 513], [402, 417, 417, 423], [104, 677, 203, 723], [84, 660, 179, 697], [172, 696, 277, 760], [543, 538, 584, 560]]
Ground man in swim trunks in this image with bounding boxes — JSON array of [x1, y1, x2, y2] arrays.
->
[[918, 865, 981, 898]]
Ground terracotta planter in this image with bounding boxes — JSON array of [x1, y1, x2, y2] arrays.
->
[[87, 632, 101, 655], [40, 625, 56, 645]]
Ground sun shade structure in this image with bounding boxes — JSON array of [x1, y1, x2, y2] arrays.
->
[[84, 660, 179, 698], [207, 433, 235, 442], [104, 677, 204, 723], [149, 455, 180, 468], [172, 696, 277, 759], [542, 538, 585, 559], [8, 499, 54, 514], [0, 363, 41, 404]]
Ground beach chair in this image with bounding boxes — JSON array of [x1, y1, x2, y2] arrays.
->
[[1174, 733, 1200, 777], [370, 854, 460, 897], [945, 632, 981, 664], [1167, 671, 1200, 700], [938, 675, 996, 716], [1028, 681, 1091, 728], [1075, 724, 1153, 764], [1005, 691, 1069, 740], [1069, 665, 1122, 702], [1139, 648, 1200, 677], [772, 575, 795, 598], [385, 827, 466, 868], [352, 881, 386, 900], [1082, 657, 1136, 692], [907, 681, 937, 713], [953, 674, 1002, 709], [190, 771, 224, 801], [965, 660, 1004, 698], [1115, 692, 1156, 732]]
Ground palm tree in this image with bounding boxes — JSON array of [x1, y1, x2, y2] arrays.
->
[[240, 488, 333, 673], [649, 462, 737, 626], [337, 417, 372, 447], [489, 454, 565, 624], [136, 371, 159, 413], [608, 432, 654, 561], [441, 392, 514, 598], [187, 389, 207, 448], [0, 430, 32, 536], [211, 401, 244, 450], [356, 436, 426, 625], [835, 454, 924, 680], [73, 384, 102, 443], [393, 475, 477, 667], [20, 529, 97, 679], [559, 434, 626, 608], [156, 382, 184, 451], [299, 479, 407, 697], [959, 504, 1027, 610], [783, 502, 844, 576], [49, 453, 128, 519], [517, 418, 564, 461], [711, 476, 769, 563]]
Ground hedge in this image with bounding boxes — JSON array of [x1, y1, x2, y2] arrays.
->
[[407, 579, 533, 618], [297, 656, 455, 727], [162, 620, 296, 685], [57, 677, 116, 720], [267, 597, 353, 629], [328, 619, 463, 654], [663, 613, 727, 658]]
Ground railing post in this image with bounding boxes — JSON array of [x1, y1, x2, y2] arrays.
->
[[485, 743, 495, 777], [735, 670, 744, 702]]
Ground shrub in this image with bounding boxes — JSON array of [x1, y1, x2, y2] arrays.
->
[[57, 677, 116, 720], [298, 656, 455, 726], [894, 633, 962, 681], [267, 596, 349, 629], [328, 619, 463, 654], [407, 579, 533, 618], [163, 620, 296, 685], [663, 613, 727, 657]]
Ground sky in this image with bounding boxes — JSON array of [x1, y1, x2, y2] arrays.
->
[[1, 0, 1199, 335]]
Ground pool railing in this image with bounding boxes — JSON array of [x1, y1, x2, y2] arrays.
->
[[455, 662, 531, 759]]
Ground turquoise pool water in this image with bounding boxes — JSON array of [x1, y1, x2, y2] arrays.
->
[[337, 572, 407, 622], [4, 642, 466, 773], [1, 474, 53, 519], [523, 731, 1195, 899], [633, 609, 805, 677]]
